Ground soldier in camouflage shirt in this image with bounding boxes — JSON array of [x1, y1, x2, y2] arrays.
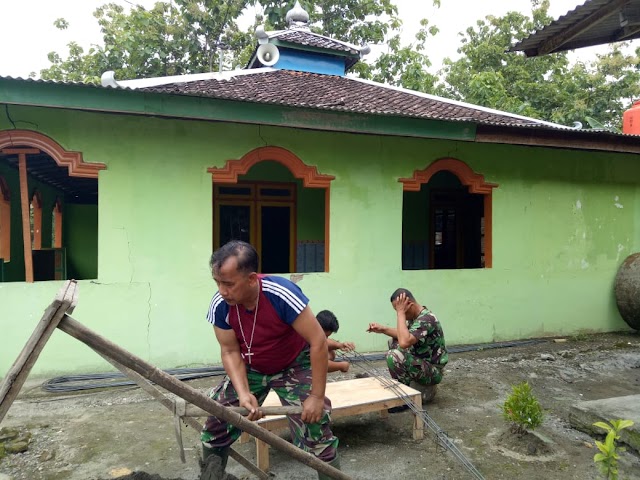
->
[[367, 288, 448, 403]]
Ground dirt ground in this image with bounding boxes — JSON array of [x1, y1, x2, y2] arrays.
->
[[1, 331, 639, 480]]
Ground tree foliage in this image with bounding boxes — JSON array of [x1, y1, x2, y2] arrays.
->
[[438, 0, 640, 128], [39, 0, 432, 84]]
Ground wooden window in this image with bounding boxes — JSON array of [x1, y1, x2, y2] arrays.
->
[[209, 146, 334, 273], [399, 158, 497, 270], [213, 182, 296, 273], [52, 198, 63, 249], [30, 190, 42, 250], [0, 177, 10, 262]]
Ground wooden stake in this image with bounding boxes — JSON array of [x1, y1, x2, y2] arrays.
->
[[0, 280, 77, 423], [58, 315, 351, 480]]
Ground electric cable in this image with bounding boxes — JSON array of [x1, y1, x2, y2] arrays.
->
[[41, 338, 545, 393]]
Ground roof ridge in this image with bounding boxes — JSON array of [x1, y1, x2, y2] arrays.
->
[[347, 76, 568, 128]]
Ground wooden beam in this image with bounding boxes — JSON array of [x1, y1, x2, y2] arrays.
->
[[0, 148, 40, 155], [616, 23, 640, 41], [5, 149, 41, 282], [538, 0, 630, 55], [57, 315, 351, 480], [0, 280, 77, 423]]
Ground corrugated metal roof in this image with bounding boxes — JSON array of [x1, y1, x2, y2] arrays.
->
[[511, 0, 640, 56]]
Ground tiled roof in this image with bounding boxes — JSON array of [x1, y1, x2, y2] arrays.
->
[[274, 30, 360, 55], [142, 70, 549, 127]]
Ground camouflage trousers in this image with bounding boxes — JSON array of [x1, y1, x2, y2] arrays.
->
[[201, 348, 339, 462], [386, 346, 444, 387]]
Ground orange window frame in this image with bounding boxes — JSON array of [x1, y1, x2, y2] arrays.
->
[[399, 157, 497, 268]]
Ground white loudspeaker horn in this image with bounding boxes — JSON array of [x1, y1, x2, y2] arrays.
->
[[257, 44, 280, 67]]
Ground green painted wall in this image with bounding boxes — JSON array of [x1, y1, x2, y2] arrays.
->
[[0, 105, 638, 377]]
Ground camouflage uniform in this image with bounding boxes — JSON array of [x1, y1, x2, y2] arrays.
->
[[386, 307, 448, 386], [201, 347, 339, 462]]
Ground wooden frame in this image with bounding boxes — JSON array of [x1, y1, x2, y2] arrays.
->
[[30, 190, 43, 250], [0, 282, 350, 480], [0, 177, 10, 262], [240, 377, 423, 472], [399, 158, 498, 268], [52, 198, 63, 249], [213, 182, 297, 273], [210, 146, 333, 272]]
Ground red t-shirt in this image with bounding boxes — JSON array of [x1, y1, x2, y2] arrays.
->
[[206, 275, 308, 374]]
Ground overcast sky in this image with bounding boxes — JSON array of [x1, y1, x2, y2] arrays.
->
[[0, 0, 604, 79]]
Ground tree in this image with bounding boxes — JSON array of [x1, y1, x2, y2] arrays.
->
[[39, 0, 441, 87], [40, 1, 255, 83], [438, 0, 640, 129]]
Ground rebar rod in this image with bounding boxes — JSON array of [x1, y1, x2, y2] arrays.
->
[[343, 350, 485, 480]]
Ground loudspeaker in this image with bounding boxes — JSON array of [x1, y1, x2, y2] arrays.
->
[[256, 44, 280, 67]]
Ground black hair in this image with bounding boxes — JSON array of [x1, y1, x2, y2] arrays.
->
[[316, 310, 339, 333], [390, 288, 416, 302], [209, 240, 259, 275]]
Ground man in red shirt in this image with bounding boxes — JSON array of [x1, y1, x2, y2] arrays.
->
[[201, 240, 339, 480]]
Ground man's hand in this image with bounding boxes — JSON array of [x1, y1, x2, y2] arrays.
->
[[339, 341, 355, 351], [238, 393, 263, 421], [367, 322, 385, 333], [392, 292, 411, 313], [302, 394, 325, 424]]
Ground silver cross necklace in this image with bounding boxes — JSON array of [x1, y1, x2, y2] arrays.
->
[[235, 290, 259, 365]]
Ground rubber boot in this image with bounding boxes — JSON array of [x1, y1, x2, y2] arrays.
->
[[410, 381, 438, 403], [200, 445, 229, 480], [317, 454, 341, 480]]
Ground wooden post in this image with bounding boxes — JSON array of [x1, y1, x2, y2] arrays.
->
[[58, 315, 351, 480], [0, 280, 77, 423], [1, 148, 40, 282], [97, 352, 270, 480]]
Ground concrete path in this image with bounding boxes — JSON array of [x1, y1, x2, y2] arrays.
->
[[569, 394, 640, 453]]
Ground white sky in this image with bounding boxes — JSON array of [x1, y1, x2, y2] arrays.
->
[[0, 0, 607, 79]]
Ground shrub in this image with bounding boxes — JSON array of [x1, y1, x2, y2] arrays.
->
[[502, 381, 544, 434]]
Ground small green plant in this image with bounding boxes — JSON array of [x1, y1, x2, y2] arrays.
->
[[593, 419, 635, 480], [502, 381, 544, 434]]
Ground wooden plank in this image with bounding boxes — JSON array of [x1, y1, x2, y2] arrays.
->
[[0, 280, 77, 423], [256, 438, 270, 472], [97, 352, 269, 480], [57, 315, 351, 480], [18, 153, 33, 282]]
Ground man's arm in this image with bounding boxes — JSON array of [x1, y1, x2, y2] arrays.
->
[[214, 326, 263, 421], [367, 322, 398, 339], [393, 294, 418, 349], [291, 306, 328, 424]]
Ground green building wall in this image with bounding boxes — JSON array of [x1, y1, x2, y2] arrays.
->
[[0, 105, 638, 376]]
